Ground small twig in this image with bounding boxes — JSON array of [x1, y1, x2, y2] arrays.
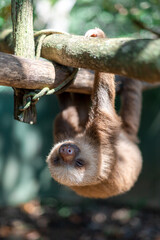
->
[[131, 18, 160, 37]]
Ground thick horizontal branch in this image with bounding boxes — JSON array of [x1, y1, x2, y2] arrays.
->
[[0, 52, 94, 93], [0, 52, 76, 89], [1, 52, 158, 94], [41, 34, 160, 83], [0, 30, 160, 86]]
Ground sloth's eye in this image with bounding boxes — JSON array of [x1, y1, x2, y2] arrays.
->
[[75, 159, 85, 168]]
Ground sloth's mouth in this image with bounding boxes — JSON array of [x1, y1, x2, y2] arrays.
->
[[52, 155, 85, 169]]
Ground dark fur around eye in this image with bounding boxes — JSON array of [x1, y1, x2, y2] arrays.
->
[[75, 159, 85, 168], [53, 156, 60, 165]]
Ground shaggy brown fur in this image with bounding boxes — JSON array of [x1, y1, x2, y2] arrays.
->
[[47, 28, 142, 198]]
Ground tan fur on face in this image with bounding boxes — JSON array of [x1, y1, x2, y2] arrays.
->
[[47, 135, 102, 186]]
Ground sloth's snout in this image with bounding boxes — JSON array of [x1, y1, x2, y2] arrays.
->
[[59, 143, 80, 164]]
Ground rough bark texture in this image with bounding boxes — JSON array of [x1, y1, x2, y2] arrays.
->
[[11, 0, 35, 58], [0, 31, 160, 84], [11, 0, 36, 123], [1, 52, 158, 95], [40, 34, 160, 83], [0, 52, 159, 94], [0, 52, 78, 90]]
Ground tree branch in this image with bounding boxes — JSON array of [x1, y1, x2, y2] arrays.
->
[[11, 0, 36, 123], [41, 34, 160, 83], [132, 18, 160, 38], [11, 0, 35, 58], [0, 52, 93, 93], [1, 52, 159, 94], [0, 30, 160, 83]]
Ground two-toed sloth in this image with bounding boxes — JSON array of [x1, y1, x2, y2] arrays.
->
[[47, 28, 142, 198]]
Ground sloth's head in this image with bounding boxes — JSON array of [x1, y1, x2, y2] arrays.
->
[[46, 137, 108, 187], [47, 136, 113, 187], [85, 27, 106, 38]]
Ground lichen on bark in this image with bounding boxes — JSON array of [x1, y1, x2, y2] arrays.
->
[[11, 0, 36, 124], [41, 34, 160, 83], [11, 0, 35, 58]]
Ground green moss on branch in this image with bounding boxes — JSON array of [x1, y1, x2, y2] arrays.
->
[[41, 34, 160, 83], [0, 30, 160, 83]]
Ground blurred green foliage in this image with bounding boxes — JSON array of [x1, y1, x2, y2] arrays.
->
[[69, 0, 160, 37], [0, 0, 160, 206], [49, 0, 59, 5], [0, 0, 11, 29], [0, 0, 59, 30]]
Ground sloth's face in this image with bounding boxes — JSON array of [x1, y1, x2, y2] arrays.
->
[[46, 137, 100, 187]]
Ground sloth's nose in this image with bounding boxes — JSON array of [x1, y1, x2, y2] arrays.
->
[[59, 144, 80, 163]]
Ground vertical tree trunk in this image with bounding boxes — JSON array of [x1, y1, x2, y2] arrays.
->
[[11, 0, 36, 124], [11, 0, 35, 58]]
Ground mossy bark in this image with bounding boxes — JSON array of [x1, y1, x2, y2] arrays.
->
[[41, 34, 160, 83], [11, 0, 36, 124], [0, 30, 160, 83], [11, 0, 35, 58]]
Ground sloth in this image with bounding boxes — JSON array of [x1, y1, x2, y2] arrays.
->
[[46, 28, 142, 198]]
